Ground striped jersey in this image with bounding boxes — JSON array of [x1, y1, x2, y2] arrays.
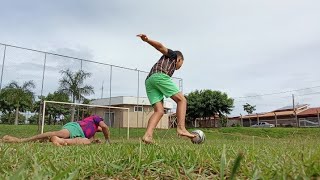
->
[[146, 49, 177, 79]]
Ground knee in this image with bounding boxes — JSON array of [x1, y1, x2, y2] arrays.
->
[[176, 95, 187, 104], [55, 129, 70, 138], [50, 136, 59, 143], [154, 109, 164, 116]]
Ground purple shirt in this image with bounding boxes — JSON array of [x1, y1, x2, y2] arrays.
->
[[77, 115, 103, 139]]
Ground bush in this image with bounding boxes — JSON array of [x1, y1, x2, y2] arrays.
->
[[28, 114, 39, 125], [0, 113, 26, 124]]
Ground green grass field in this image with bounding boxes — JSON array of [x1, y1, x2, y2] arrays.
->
[[1, 125, 320, 179]]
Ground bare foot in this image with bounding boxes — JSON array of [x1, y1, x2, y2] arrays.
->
[[50, 136, 67, 146], [2, 135, 22, 143], [177, 128, 196, 139], [142, 135, 154, 144]]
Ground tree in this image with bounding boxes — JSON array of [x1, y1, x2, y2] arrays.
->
[[59, 69, 94, 121], [33, 91, 70, 125], [0, 93, 14, 114], [0, 113, 26, 124], [186, 89, 234, 127], [243, 103, 256, 114], [1, 81, 35, 125]]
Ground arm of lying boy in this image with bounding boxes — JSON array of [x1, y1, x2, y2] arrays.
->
[[98, 121, 111, 144]]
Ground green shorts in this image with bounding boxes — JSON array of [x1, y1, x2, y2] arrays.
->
[[62, 122, 85, 139], [145, 73, 180, 105]]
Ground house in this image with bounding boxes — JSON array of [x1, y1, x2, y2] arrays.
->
[[90, 96, 174, 129], [231, 104, 320, 127]]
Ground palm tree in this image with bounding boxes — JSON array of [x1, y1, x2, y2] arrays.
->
[[1, 81, 35, 125], [59, 69, 94, 121]]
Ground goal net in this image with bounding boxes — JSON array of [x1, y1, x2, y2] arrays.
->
[[41, 100, 131, 139]]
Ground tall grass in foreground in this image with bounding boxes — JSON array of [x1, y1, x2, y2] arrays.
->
[[1, 125, 320, 179]]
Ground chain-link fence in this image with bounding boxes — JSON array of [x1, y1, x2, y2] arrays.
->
[[0, 43, 183, 130]]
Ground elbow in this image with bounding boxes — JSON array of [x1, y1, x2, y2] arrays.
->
[[100, 123, 109, 129], [102, 125, 109, 131]]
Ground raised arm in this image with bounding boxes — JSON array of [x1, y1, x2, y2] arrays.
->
[[98, 121, 111, 144], [137, 34, 169, 55]]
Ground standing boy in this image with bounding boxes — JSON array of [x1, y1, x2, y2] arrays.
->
[[137, 34, 195, 144]]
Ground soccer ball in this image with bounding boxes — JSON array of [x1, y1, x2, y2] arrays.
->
[[191, 130, 205, 144]]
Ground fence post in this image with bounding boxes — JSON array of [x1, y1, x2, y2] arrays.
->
[[274, 112, 277, 127], [317, 110, 320, 127], [109, 65, 112, 127], [136, 70, 140, 128], [179, 78, 183, 93], [38, 53, 47, 133], [240, 114, 243, 127], [0, 45, 7, 91]]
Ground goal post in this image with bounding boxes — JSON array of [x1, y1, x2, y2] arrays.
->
[[41, 100, 131, 139]]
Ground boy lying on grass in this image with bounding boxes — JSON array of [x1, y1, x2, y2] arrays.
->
[[2, 115, 110, 146]]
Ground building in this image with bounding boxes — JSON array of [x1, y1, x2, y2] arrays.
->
[[90, 96, 174, 129], [174, 114, 240, 128], [231, 104, 320, 127]]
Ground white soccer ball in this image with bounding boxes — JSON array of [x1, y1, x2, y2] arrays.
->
[[191, 130, 206, 144]]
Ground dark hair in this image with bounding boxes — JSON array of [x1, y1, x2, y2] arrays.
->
[[175, 51, 184, 60]]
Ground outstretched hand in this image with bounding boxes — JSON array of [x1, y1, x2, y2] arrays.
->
[[92, 139, 102, 144], [137, 34, 148, 42]]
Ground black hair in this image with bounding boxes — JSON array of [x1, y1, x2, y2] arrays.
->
[[174, 51, 184, 60]]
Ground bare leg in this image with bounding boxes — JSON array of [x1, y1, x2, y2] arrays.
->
[[50, 136, 66, 146], [50, 136, 91, 146], [171, 92, 196, 138], [3, 129, 70, 143], [142, 102, 164, 144], [2, 135, 22, 143]]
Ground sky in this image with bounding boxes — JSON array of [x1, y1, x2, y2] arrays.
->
[[0, 0, 319, 116]]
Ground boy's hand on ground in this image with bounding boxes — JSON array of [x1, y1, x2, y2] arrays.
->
[[137, 34, 148, 42], [92, 139, 102, 144]]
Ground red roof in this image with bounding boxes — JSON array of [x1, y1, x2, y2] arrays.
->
[[298, 107, 320, 116]]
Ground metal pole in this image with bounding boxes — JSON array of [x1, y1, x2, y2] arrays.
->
[[292, 94, 298, 127], [38, 53, 47, 132], [109, 65, 112, 127], [317, 110, 320, 127], [137, 70, 140, 128], [77, 60, 82, 120], [127, 108, 130, 139], [274, 112, 278, 127], [101, 81, 104, 99], [40, 53, 47, 97], [41, 101, 46, 134], [180, 78, 184, 93], [0, 45, 7, 90]]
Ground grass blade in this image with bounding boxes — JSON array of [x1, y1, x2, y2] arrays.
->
[[230, 152, 243, 180], [220, 144, 227, 179]]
